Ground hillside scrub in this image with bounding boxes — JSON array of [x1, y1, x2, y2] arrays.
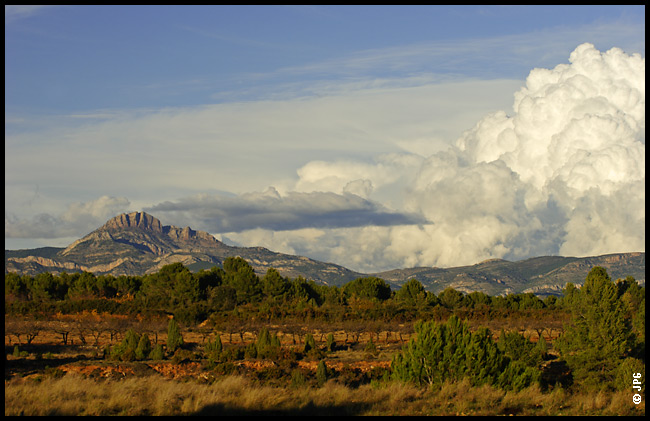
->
[[5, 262, 645, 400]]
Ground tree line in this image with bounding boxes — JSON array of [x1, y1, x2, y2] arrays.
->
[[4, 257, 643, 327]]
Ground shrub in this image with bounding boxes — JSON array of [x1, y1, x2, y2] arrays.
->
[[614, 357, 645, 393], [108, 329, 141, 361], [536, 335, 548, 359], [166, 318, 184, 353], [256, 327, 281, 359], [135, 333, 152, 361], [326, 333, 336, 352], [316, 360, 330, 387], [171, 348, 193, 365], [121, 347, 136, 362], [221, 347, 245, 361], [244, 342, 258, 359], [392, 316, 539, 390], [303, 333, 316, 353], [498, 330, 544, 368], [149, 344, 165, 360], [205, 335, 223, 362], [498, 360, 541, 391], [290, 369, 307, 389]]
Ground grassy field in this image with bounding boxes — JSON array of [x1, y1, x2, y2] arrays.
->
[[5, 372, 644, 416], [4, 316, 644, 416]]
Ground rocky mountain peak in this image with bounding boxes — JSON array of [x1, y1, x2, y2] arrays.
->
[[102, 212, 163, 232], [100, 211, 220, 246]]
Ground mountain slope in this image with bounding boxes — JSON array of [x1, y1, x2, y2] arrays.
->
[[5, 211, 362, 285], [372, 253, 645, 296], [5, 211, 645, 296]]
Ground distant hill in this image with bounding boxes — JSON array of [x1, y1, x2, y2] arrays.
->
[[372, 253, 645, 297], [5, 211, 645, 296]]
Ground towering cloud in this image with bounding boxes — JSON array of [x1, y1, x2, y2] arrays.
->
[[267, 43, 645, 272], [450, 43, 644, 259]]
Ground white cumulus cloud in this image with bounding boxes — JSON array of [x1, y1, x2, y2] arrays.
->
[[241, 43, 645, 272], [5, 196, 131, 240]]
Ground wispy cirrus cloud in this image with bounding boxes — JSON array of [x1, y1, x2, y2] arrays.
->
[[253, 20, 646, 83], [4, 5, 58, 24]]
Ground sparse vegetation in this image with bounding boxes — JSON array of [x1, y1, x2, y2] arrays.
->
[[5, 261, 645, 416]]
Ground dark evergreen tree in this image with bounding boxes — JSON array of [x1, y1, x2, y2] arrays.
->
[[5, 272, 28, 299], [343, 276, 391, 301], [261, 268, 289, 300], [29, 272, 67, 301], [556, 266, 635, 390], [438, 287, 465, 309], [392, 315, 504, 387], [465, 291, 491, 308], [167, 318, 184, 353], [223, 257, 262, 303], [498, 330, 544, 368], [149, 343, 165, 360], [326, 333, 336, 352], [135, 333, 152, 360], [109, 328, 140, 361], [316, 360, 330, 387], [255, 327, 281, 359], [303, 333, 317, 354], [395, 278, 438, 307], [392, 315, 540, 391]]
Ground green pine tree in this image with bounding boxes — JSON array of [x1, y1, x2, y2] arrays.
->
[[316, 360, 329, 387], [393, 315, 482, 387], [391, 315, 539, 390], [556, 266, 635, 390], [135, 333, 152, 360], [254, 327, 280, 359], [149, 343, 165, 360], [123, 329, 140, 352], [167, 318, 184, 353], [326, 333, 336, 352]]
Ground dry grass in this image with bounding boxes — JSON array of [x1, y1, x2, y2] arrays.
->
[[5, 373, 645, 416]]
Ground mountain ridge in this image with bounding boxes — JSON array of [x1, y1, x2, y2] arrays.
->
[[6, 211, 363, 285], [5, 211, 645, 296]]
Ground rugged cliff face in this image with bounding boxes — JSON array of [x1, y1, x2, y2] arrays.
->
[[102, 211, 163, 232]]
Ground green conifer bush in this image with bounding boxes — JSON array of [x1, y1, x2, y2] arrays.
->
[[392, 315, 541, 391], [556, 266, 636, 391], [166, 318, 184, 353]]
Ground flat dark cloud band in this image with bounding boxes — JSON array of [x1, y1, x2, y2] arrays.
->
[[145, 189, 428, 233]]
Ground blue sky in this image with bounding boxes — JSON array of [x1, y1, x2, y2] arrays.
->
[[5, 5, 645, 272], [6, 5, 644, 113]]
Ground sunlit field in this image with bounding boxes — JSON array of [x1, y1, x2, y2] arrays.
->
[[4, 372, 644, 416]]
